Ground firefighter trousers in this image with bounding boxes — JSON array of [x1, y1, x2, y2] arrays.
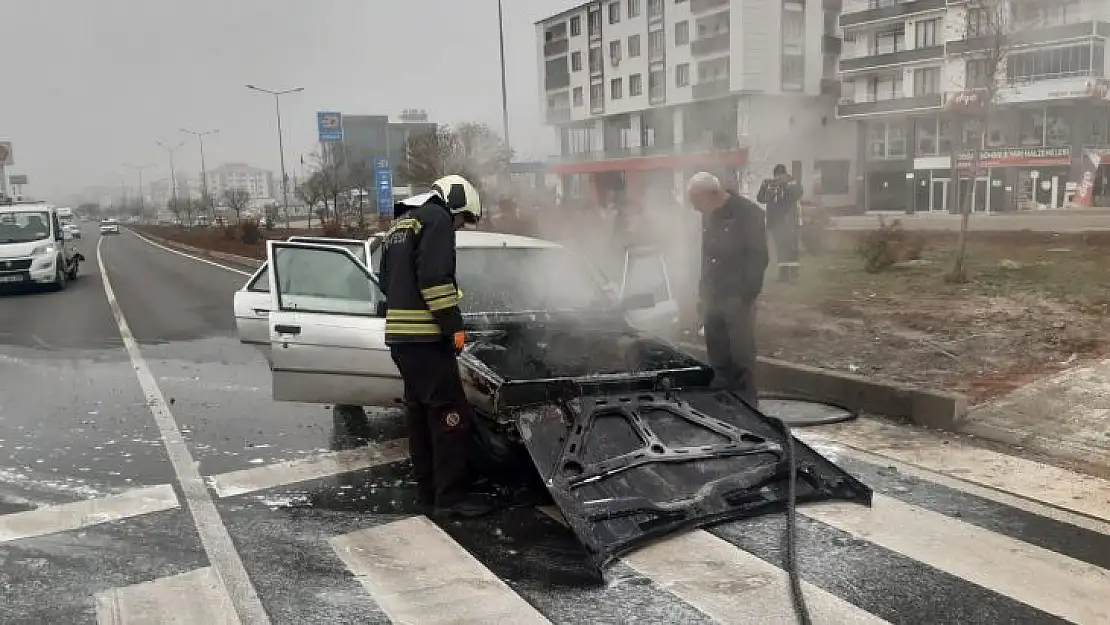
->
[[389, 341, 473, 506], [769, 219, 800, 282], [703, 297, 759, 407]]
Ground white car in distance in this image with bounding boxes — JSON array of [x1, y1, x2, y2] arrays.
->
[[232, 231, 680, 409]]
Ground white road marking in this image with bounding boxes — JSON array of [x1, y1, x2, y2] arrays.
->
[[0, 484, 179, 544], [95, 567, 241, 625], [536, 507, 886, 625], [329, 516, 552, 625], [801, 418, 1110, 524], [207, 440, 409, 498], [129, 230, 252, 276], [96, 237, 271, 625], [803, 494, 1110, 625]]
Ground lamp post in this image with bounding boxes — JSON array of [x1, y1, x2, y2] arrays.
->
[[246, 84, 303, 224], [123, 163, 153, 220], [156, 139, 184, 214], [497, 0, 510, 150], [180, 128, 218, 217]]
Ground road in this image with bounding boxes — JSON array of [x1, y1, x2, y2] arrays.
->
[[1, 224, 1109, 624]]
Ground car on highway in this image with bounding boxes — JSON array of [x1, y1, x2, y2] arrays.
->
[[99, 218, 120, 235], [0, 201, 84, 290], [57, 207, 81, 239], [231, 231, 870, 565]]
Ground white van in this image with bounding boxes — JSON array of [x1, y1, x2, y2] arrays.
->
[[0, 201, 84, 290]]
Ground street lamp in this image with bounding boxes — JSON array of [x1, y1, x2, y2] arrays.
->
[[246, 84, 304, 225], [156, 139, 185, 213], [497, 0, 510, 150], [123, 163, 154, 219], [180, 128, 218, 216]]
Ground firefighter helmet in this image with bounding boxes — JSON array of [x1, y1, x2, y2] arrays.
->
[[431, 175, 482, 225]]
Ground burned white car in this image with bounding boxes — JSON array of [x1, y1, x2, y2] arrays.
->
[[233, 231, 871, 565]]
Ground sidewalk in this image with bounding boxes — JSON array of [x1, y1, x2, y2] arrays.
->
[[832, 210, 1110, 232]]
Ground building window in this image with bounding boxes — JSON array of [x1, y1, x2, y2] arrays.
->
[[573, 87, 584, 107], [630, 73, 643, 96], [676, 63, 690, 87], [868, 121, 907, 159], [609, 40, 622, 65], [814, 160, 850, 195], [873, 27, 905, 55], [698, 57, 729, 82], [649, 68, 666, 101], [609, 2, 620, 24], [570, 16, 581, 36], [588, 9, 602, 37], [1046, 110, 1071, 147], [867, 72, 903, 101], [675, 21, 689, 45], [628, 0, 641, 18], [648, 0, 663, 19], [590, 83, 605, 112], [782, 1, 806, 44], [589, 47, 603, 73], [966, 58, 990, 89], [629, 35, 641, 57], [915, 18, 939, 48], [571, 51, 583, 71], [916, 117, 939, 156], [648, 30, 665, 61], [781, 55, 804, 90], [544, 22, 567, 43], [611, 77, 623, 99], [1007, 44, 1105, 84], [966, 8, 986, 37], [913, 67, 939, 96]]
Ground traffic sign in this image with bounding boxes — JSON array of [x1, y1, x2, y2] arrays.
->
[[317, 112, 343, 143], [8, 174, 27, 185], [374, 158, 393, 217], [0, 142, 12, 166]]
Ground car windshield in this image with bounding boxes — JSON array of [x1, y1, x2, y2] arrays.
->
[[455, 247, 610, 314], [0, 210, 52, 244]]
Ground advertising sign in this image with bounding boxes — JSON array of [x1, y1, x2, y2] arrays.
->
[[8, 174, 27, 185], [316, 111, 343, 143], [0, 142, 12, 166], [957, 147, 1071, 169], [944, 89, 987, 112], [374, 158, 393, 217]]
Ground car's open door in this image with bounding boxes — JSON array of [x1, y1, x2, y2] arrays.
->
[[233, 264, 273, 354], [621, 245, 680, 339], [265, 241, 404, 407]]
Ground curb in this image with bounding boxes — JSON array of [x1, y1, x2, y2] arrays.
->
[[678, 341, 968, 430], [133, 230, 263, 270]]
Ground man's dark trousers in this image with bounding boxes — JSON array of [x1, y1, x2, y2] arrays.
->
[[389, 341, 472, 506], [703, 296, 759, 407], [769, 213, 800, 282]]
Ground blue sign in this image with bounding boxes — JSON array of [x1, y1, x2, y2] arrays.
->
[[374, 158, 393, 217], [317, 111, 343, 143]]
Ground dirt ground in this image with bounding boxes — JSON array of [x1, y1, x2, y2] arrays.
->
[[141, 223, 1110, 404]]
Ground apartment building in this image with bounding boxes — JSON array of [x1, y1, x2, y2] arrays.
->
[[537, 0, 857, 210], [837, 0, 1110, 212]]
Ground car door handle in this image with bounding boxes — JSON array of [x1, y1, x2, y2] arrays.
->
[[253, 308, 270, 317], [274, 324, 301, 335]]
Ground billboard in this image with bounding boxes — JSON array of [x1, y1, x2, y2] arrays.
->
[[8, 175, 27, 185], [317, 112, 343, 143], [0, 142, 12, 166], [374, 158, 393, 217]]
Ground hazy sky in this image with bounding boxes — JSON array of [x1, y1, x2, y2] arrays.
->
[[0, 0, 575, 199]]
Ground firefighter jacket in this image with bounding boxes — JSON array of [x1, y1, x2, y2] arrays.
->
[[378, 196, 464, 344], [757, 175, 803, 228]]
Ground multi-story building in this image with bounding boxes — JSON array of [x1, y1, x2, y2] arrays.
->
[[205, 163, 275, 203], [837, 0, 1110, 212], [537, 0, 857, 210]]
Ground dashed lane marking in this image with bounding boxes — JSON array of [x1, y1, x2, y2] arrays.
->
[[0, 484, 179, 544], [96, 237, 271, 625], [129, 230, 252, 276]]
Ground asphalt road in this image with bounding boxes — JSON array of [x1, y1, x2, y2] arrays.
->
[[1, 223, 1109, 624]]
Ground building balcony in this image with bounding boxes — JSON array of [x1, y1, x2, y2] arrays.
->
[[693, 78, 730, 100], [691, 0, 729, 14], [546, 138, 748, 173], [839, 0, 945, 29], [823, 35, 842, 55], [691, 33, 730, 56], [545, 72, 570, 91], [947, 21, 1109, 55], [544, 38, 569, 57], [839, 45, 944, 72], [546, 108, 572, 124], [836, 93, 943, 118]]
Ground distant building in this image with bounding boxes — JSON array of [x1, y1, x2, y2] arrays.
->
[[205, 163, 276, 203]]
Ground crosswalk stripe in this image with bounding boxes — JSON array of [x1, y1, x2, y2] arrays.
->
[[95, 567, 241, 625], [328, 516, 552, 624], [0, 484, 179, 544], [206, 439, 408, 498], [802, 494, 1110, 625], [800, 418, 1110, 523]]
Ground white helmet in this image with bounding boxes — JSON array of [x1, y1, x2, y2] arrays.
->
[[431, 175, 482, 225]]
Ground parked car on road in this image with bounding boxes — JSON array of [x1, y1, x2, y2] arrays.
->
[[0, 201, 84, 290], [99, 219, 120, 235]]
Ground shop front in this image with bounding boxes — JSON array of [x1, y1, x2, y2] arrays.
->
[[956, 146, 1073, 211]]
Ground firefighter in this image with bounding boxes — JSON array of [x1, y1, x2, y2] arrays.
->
[[378, 175, 493, 518], [687, 172, 769, 407], [758, 164, 804, 283]]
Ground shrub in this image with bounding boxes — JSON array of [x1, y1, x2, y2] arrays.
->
[[239, 220, 262, 245], [321, 220, 343, 238], [223, 224, 237, 240], [856, 218, 925, 273]]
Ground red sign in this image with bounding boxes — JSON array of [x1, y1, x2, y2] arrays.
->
[[957, 147, 1071, 168], [945, 89, 988, 112]]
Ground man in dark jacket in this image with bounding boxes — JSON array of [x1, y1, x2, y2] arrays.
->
[[758, 164, 803, 283], [687, 172, 769, 407], [378, 174, 492, 518]]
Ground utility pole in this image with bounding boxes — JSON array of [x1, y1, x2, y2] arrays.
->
[[156, 140, 184, 215], [246, 84, 304, 225], [124, 163, 153, 220], [497, 0, 511, 150], [181, 128, 219, 217]]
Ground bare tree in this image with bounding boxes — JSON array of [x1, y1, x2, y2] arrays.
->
[[397, 122, 513, 191], [946, 0, 1012, 283], [344, 158, 374, 227], [167, 198, 183, 224], [296, 172, 326, 230], [222, 188, 252, 224]]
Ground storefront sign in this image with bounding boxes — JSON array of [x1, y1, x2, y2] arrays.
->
[[945, 89, 988, 112], [957, 147, 1071, 168]]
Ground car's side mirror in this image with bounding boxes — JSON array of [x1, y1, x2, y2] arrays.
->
[[620, 292, 655, 310]]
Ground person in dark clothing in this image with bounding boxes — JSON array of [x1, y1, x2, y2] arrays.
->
[[378, 174, 492, 519], [757, 164, 803, 283], [687, 172, 769, 407]]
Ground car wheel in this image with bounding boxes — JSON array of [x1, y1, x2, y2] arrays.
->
[[53, 263, 67, 291]]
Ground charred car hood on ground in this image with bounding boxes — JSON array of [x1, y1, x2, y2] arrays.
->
[[457, 314, 873, 567]]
